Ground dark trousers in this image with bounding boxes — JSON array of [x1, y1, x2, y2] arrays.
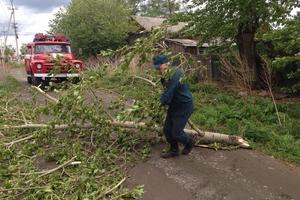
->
[[163, 102, 193, 151]]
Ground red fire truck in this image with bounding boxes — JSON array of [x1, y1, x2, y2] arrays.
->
[[24, 33, 83, 85]]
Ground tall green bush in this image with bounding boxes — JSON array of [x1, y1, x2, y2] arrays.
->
[[49, 0, 136, 57], [258, 14, 300, 94]]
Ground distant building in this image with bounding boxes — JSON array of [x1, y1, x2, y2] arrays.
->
[[130, 16, 221, 80], [165, 38, 209, 56], [132, 16, 186, 33], [129, 16, 186, 43]]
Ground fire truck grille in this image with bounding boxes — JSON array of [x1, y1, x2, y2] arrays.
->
[[45, 64, 72, 73]]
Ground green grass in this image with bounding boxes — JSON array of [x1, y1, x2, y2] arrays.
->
[[8, 61, 23, 69], [0, 75, 21, 96], [97, 73, 300, 165], [190, 83, 300, 164]]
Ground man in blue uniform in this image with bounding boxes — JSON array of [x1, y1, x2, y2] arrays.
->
[[152, 54, 195, 158]]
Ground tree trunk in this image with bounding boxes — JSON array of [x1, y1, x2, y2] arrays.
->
[[2, 121, 250, 148], [236, 31, 257, 88]]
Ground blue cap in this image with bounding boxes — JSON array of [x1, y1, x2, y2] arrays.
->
[[151, 54, 168, 69]]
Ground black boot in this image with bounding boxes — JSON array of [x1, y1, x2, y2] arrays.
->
[[160, 143, 179, 159], [160, 151, 179, 159], [182, 138, 195, 155]]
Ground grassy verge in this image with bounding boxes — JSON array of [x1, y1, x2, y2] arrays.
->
[[8, 61, 24, 69], [0, 75, 21, 96], [190, 83, 300, 164], [96, 71, 300, 165]]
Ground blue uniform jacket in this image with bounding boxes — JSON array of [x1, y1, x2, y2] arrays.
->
[[160, 68, 193, 112]]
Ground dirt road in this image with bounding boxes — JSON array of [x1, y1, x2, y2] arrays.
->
[[5, 67, 300, 200], [127, 145, 300, 200]]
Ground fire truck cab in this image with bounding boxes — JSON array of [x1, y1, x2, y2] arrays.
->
[[25, 33, 83, 85]]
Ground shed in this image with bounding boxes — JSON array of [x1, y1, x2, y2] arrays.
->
[[165, 38, 216, 81], [165, 38, 209, 56]]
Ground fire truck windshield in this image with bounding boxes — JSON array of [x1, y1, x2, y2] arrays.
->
[[34, 44, 71, 54]]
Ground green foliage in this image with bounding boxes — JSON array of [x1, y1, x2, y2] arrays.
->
[[140, 0, 180, 17], [0, 73, 149, 199], [125, 0, 146, 14], [4, 45, 15, 57], [188, 83, 300, 163], [20, 43, 27, 56], [102, 27, 169, 70], [49, 0, 136, 57], [258, 14, 300, 94], [171, 0, 299, 86], [123, 0, 180, 16], [178, 0, 299, 44], [94, 63, 300, 165]]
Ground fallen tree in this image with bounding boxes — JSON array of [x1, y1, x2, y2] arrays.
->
[[2, 120, 250, 148], [1, 83, 250, 149], [3, 85, 250, 148]]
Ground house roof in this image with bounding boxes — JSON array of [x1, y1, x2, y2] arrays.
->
[[132, 16, 186, 33], [165, 38, 209, 48]]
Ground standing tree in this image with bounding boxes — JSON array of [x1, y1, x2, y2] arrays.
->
[[20, 43, 27, 56], [140, 0, 180, 17], [258, 13, 300, 94], [4, 45, 15, 59], [179, 0, 299, 86], [125, 0, 146, 15], [49, 0, 135, 57]]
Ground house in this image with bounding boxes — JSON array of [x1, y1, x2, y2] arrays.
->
[[164, 38, 209, 55], [131, 16, 221, 80], [131, 16, 186, 33], [128, 16, 186, 43]]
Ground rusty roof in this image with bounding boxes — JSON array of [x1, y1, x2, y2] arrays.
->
[[132, 16, 186, 33], [165, 38, 209, 47]]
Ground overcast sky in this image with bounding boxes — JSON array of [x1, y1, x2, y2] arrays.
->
[[0, 0, 70, 49], [0, 0, 299, 52]]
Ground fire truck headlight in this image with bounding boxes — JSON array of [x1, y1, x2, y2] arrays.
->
[[36, 63, 42, 69], [75, 63, 81, 69]]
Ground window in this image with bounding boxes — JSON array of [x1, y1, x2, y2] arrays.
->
[[198, 48, 207, 55], [34, 44, 71, 54]]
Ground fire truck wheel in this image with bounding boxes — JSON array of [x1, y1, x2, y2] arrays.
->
[[60, 77, 67, 82], [27, 76, 32, 84], [32, 76, 42, 86], [72, 77, 80, 84]]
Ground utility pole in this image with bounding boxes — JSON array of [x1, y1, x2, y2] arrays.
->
[[0, 29, 5, 69], [9, 0, 19, 61], [2, 0, 19, 62]]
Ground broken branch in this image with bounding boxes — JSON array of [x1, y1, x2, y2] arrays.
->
[[97, 177, 127, 199], [38, 156, 78, 178], [4, 135, 35, 148], [32, 86, 59, 103], [132, 75, 156, 87]]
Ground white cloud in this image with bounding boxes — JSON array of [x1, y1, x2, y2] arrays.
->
[[3, 6, 62, 50], [292, 7, 300, 15], [13, 0, 70, 11], [0, 1, 65, 52]]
